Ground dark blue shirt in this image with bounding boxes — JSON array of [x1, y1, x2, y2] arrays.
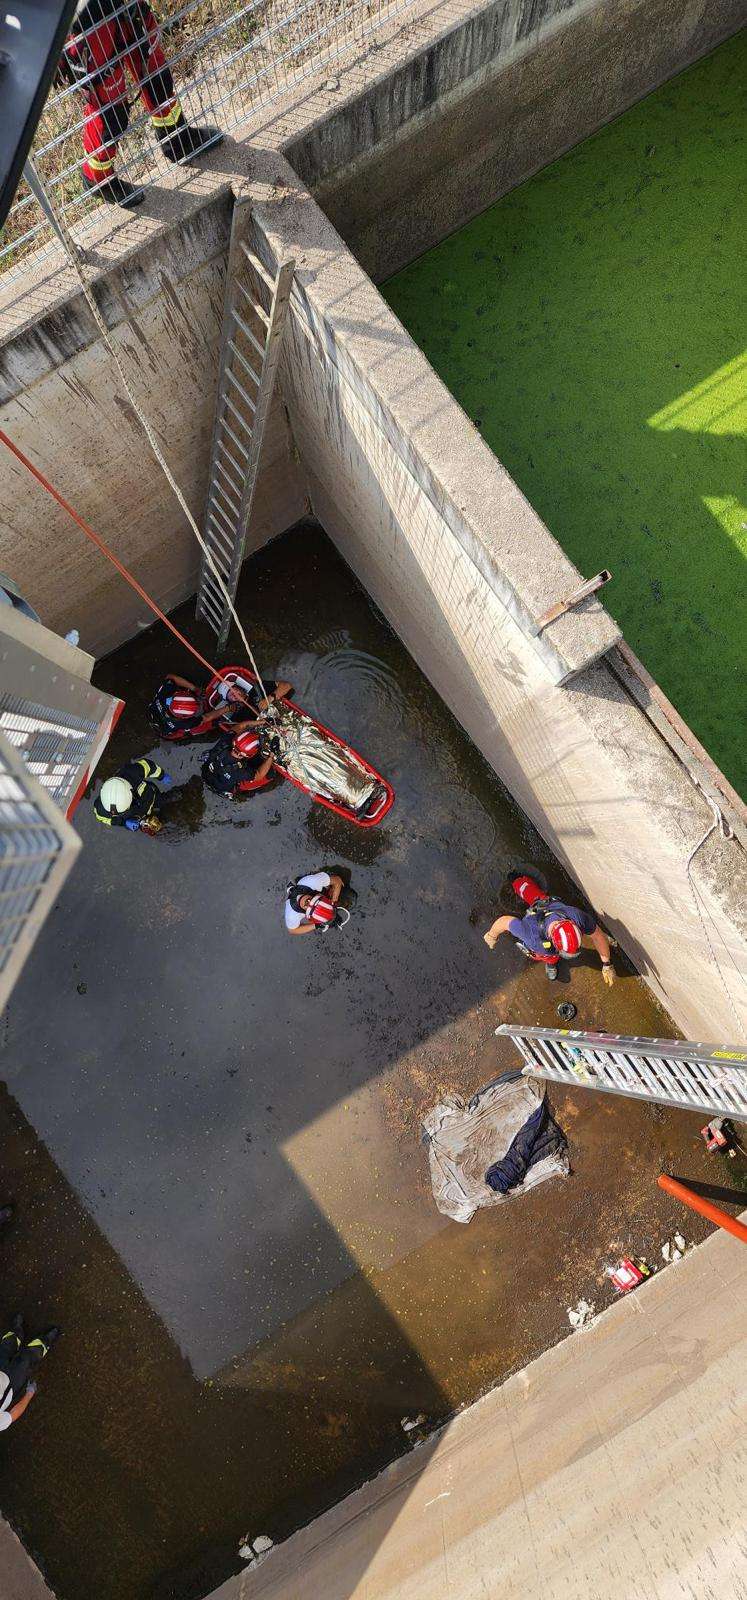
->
[[508, 900, 596, 956]]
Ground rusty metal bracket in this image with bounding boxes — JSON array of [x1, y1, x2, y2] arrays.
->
[[531, 570, 611, 635]]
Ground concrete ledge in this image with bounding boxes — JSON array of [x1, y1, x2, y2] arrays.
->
[[208, 1224, 747, 1599], [0, 1518, 55, 1600]]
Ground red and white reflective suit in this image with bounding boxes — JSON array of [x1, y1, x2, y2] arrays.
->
[[64, 1, 183, 186]]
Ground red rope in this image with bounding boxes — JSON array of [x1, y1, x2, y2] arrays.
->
[[0, 427, 221, 681]]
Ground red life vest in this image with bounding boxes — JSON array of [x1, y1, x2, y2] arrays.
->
[[306, 894, 336, 926]]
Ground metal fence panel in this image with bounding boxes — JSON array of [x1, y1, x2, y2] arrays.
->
[[1, 0, 417, 283], [0, 732, 80, 1011]]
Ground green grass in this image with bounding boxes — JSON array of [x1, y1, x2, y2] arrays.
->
[[383, 35, 747, 797]]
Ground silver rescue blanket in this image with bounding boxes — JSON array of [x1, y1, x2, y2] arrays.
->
[[422, 1073, 569, 1224], [271, 710, 376, 811]]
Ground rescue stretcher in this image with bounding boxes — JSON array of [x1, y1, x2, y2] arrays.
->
[[205, 667, 395, 827]]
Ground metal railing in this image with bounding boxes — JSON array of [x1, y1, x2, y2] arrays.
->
[[0, 731, 81, 1012], [1, 0, 414, 283]]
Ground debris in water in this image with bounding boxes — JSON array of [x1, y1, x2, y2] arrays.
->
[[662, 1232, 688, 1263], [605, 1257, 651, 1293], [239, 1534, 274, 1565], [76, 982, 87, 995], [567, 1299, 596, 1330], [557, 1001, 577, 1022]]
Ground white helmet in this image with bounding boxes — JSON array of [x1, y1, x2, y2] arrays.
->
[[99, 776, 133, 814]]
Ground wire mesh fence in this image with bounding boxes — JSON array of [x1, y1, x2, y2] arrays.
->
[[1, 0, 413, 285]]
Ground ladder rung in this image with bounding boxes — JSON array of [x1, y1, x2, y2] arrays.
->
[[222, 394, 253, 436], [228, 341, 261, 387], [215, 458, 243, 497], [211, 479, 242, 517], [240, 241, 276, 292], [201, 566, 230, 604], [215, 438, 244, 477], [235, 287, 270, 330], [226, 368, 256, 412], [206, 503, 236, 541], [218, 420, 250, 461], [199, 593, 225, 628], [232, 307, 267, 359]]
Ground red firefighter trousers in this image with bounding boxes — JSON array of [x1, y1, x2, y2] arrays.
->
[[73, 8, 182, 185]]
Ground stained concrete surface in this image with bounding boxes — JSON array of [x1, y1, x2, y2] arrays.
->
[[383, 34, 747, 794], [0, 524, 742, 1600]]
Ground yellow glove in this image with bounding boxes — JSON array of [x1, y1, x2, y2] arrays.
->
[[484, 930, 497, 949], [602, 962, 616, 987]]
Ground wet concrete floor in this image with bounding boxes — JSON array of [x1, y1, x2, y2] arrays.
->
[[1, 523, 742, 1600]]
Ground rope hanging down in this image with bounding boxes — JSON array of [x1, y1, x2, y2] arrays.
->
[[0, 427, 218, 680], [29, 161, 269, 703]]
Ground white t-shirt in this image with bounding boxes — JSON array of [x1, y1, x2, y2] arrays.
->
[[284, 872, 331, 930], [0, 1373, 14, 1430]]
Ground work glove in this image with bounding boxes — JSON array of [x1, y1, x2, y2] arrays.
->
[[602, 963, 616, 988], [159, 772, 172, 787], [483, 930, 498, 949], [26, 1381, 37, 1397], [124, 818, 141, 831]]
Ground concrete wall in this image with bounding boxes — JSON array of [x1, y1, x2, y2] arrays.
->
[[290, 0, 742, 280], [211, 1222, 747, 1600], [247, 166, 747, 1044], [0, 201, 306, 659]]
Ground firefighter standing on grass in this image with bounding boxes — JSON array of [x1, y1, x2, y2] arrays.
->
[[94, 756, 171, 833], [60, 1, 222, 209]]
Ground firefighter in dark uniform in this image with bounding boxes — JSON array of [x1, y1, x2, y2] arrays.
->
[[94, 757, 171, 832], [484, 867, 616, 984], [201, 726, 274, 797], [60, 0, 222, 208], [148, 674, 225, 740]]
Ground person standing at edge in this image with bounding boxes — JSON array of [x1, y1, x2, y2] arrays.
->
[[484, 868, 616, 984]]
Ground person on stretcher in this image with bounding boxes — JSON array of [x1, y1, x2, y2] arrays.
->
[[259, 704, 385, 815]]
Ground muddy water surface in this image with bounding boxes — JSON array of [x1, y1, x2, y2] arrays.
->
[[0, 524, 735, 1600]]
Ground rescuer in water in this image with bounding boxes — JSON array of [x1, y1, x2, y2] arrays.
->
[[0, 1316, 61, 1434], [148, 674, 226, 740], [284, 870, 347, 936], [483, 868, 616, 984], [93, 757, 171, 833], [201, 726, 275, 797], [59, 0, 223, 209]]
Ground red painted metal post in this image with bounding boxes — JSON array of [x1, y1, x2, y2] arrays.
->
[[658, 1174, 747, 1243]]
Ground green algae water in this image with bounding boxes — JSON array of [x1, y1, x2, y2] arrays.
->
[[383, 37, 747, 797]]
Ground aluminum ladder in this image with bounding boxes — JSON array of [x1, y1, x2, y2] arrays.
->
[[196, 202, 295, 649], [495, 1025, 747, 1121]]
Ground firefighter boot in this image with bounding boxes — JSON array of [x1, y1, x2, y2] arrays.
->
[[82, 173, 145, 209], [156, 117, 223, 165]]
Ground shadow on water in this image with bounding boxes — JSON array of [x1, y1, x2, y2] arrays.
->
[[0, 524, 719, 1600]]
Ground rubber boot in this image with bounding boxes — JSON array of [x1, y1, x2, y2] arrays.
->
[[156, 121, 223, 165], [82, 173, 145, 209]]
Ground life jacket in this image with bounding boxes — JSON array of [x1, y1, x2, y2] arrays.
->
[[286, 877, 337, 928], [202, 735, 260, 795], [148, 679, 205, 738], [517, 899, 558, 963]]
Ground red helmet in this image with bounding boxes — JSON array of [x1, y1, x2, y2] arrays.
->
[[549, 919, 582, 957], [233, 729, 260, 759], [307, 894, 336, 926], [168, 691, 201, 719]]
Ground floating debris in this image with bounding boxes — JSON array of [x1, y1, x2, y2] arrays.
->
[[567, 1299, 596, 1330]]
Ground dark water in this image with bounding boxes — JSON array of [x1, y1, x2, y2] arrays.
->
[[0, 523, 731, 1600]]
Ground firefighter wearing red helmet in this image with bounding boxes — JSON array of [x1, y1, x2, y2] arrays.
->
[[483, 867, 616, 985], [60, 1, 222, 209], [284, 871, 346, 937], [148, 674, 225, 740]]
